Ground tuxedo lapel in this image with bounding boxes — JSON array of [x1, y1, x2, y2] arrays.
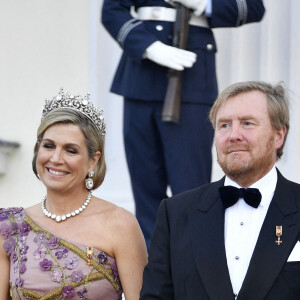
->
[[238, 171, 300, 300], [188, 179, 235, 300]]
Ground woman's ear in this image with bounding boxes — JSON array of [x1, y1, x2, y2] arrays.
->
[[90, 151, 101, 170]]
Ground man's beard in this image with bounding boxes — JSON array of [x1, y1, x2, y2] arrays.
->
[[218, 151, 254, 181], [217, 137, 275, 184]]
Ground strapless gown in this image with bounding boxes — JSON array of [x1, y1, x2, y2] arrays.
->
[[0, 207, 122, 299]]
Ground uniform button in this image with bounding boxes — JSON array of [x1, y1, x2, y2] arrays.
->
[[240, 222, 244, 226], [156, 25, 164, 31], [235, 256, 239, 260], [206, 43, 213, 50]]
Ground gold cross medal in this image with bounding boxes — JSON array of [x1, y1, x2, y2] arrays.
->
[[275, 226, 282, 245]]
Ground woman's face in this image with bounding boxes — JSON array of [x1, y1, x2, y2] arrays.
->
[[36, 123, 96, 194]]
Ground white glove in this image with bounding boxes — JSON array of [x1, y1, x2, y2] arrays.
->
[[175, 0, 207, 16], [144, 41, 197, 71]]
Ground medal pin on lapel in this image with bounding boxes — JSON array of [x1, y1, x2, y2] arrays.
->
[[275, 226, 282, 245]]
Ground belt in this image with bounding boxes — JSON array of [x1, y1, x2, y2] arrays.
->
[[135, 6, 209, 27]]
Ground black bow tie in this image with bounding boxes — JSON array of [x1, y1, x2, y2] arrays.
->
[[219, 186, 262, 209]]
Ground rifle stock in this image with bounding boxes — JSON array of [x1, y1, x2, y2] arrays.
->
[[162, 70, 182, 123], [162, 4, 191, 124]]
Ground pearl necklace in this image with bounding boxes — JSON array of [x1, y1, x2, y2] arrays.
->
[[41, 191, 92, 222]]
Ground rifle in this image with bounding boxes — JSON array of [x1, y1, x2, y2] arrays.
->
[[162, 3, 191, 123]]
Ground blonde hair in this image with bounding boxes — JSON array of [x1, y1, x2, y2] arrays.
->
[[32, 108, 106, 189], [209, 81, 289, 159]]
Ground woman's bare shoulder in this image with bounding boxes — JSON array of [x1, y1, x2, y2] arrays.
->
[[24, 203, 41, 213], [90, 197, 145, 254], [92, 197, 138, 229]]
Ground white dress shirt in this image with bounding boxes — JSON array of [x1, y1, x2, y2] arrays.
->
[[224, 166, 278, 296]]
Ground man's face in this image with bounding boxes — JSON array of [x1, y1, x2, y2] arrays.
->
[[215, 90, 286, 187]]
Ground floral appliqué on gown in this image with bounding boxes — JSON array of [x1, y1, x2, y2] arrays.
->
[[0, 207, 122, 299]]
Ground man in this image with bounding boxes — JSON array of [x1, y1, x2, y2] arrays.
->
[[140, 81, 300, 299], [101, 0, 265, 248]]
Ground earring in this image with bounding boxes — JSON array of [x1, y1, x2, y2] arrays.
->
[[85, 170, 94, 190]]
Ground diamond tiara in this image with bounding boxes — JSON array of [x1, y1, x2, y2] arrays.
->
[[42, 88, 106, 139]]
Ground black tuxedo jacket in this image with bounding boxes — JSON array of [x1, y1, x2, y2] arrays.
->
[[140, 170, 300, 299]]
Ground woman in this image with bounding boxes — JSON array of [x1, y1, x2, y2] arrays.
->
[[0, 88, 147, 299]]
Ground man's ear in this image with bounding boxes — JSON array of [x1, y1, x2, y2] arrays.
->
[[275, 126, 286, 150]]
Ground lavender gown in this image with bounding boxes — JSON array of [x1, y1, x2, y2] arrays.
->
[[0, 207, 123, 299]]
